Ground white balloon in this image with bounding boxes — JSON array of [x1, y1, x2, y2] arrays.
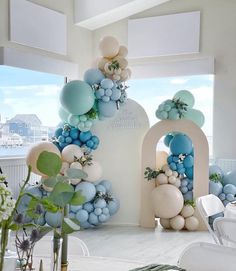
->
[[118, 45, 128, 57], [162, 164, 170, 171], [98, 57, 109, 71], [170, 215, 185, 230], [156, 173, 168, 185], [174, 178, 181, 188], [172, 171, 178, 177], [104, 62, 114, 74], [165, 169, 173, 177], [151, 184, 184, 219], [26, 142, 61, 176], [114, 68, 122, 75], [160, 218, 171, 229], [181, 205, 195, 218], [185, 216, 199, 231], [61, 144, 83, 163], [83, 161, 103, 182], [99, 36, 120, 58], [168, 175, 176, 184]]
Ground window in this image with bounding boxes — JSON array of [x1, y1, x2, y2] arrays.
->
[[0, 65, 64, 157], [128, 75, 213, 156]]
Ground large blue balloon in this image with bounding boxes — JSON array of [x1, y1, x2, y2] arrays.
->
[[209, 180, 223, 196], [174, 90, 195, 108], [75, 182, 96, 203], [169, 134, 193, 155], [223, 170, 236, 186], [97, 100, 117, 118], [60, 80, 95, 115], [84, 68, 105, 86]]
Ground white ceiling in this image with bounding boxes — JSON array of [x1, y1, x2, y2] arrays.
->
[[74, 0, 171, 30]]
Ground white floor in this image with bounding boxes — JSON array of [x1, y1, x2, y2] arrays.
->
[[74, 225, 213, 265]]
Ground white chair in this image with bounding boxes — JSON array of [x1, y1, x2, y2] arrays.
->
[[196, 194, 225, 244], [178, 242, 236, 271], [213, 217, 236, 247]]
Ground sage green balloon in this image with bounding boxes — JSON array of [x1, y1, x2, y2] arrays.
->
[[60, 80, 95, 115], [183, 109, 205, 127], [174, 90, 195, 108], [58, 107, 70, 121]]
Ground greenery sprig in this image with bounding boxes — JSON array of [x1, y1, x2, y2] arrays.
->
[[209, 173, 222, 183], [172, 98, 188, 117], [184, 200, 196, 208], [144, 167, 164, 181]]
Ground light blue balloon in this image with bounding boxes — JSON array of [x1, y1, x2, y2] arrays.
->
[[185, 167, 194, 179], [94, 199, 106, 209], [99, 180, 112, 192], [181, 187, 188, 194], [209, 180, 223, 196], [75, 182, 96, 203], [97, 100, 117, 118], [218, 193, 226, 201], [226, 193, 234, 202], [83, 202, 94, 212], [174, 90, 195, 108], [111, 88, 121, 101], [84, 68, 105, 86], [183, 191, 193, 201], [223, 200, 230, 206], [76, 209, 89, 223], [98, 214, 107, 223], [223, 170, 236, 186], [223, 184, 236, 195], [107, 198, 120, 215], [45, 211, 62, 228], [209, 165, 224, 178], [80, 221, 92, 229], [100, 79, 114, 89], [70, 205, 82, 213], [68, 114, 79, 127], [168, 109, 180, 120], [59, 107, 70, 121], [94, 208, 102, 216], [88, 212, 99, 225], [96, 184, 106, 193], [60, 80, 95, 115], [183, 109, 205, 128], [170, 134, 193, 155], [160, 111, 168, 119], [102, 207, 110, 215]]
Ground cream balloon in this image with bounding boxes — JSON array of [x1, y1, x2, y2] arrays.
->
[[83, 161, 103, 182], [156, 173, 168, 185], [174, 178, 181, 188], [26, 142, 61, 176], [156, 151, 168, 170], [160, 218, 171, 229], [98, 57, 110, 71], [185, 216, 199, 231], [181, 205, 195, 218], [113, 56, 128, 69], [118, 45, 128, 57], [168, 175, 176, 184], [61, 144, 83, 164], [99, 36, 119, 58], [151, 184, 184, 219], [170, 215, 185, 230]]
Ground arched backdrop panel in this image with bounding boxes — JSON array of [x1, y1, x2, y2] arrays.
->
[[140, 119, 209, 230]]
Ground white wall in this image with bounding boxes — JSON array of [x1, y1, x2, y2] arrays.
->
[[0, 0, 93, 78], [92, 0, 236, 159]]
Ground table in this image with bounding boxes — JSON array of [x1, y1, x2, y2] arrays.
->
[[224, 202, 236, 218]]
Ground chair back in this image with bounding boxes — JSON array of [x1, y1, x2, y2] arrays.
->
[[213, 217, 236, 247], [178, 242, 236, 271], [196, 194, 225, 243]]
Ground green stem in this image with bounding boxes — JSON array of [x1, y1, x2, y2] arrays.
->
[[61, 205, 68, 265], [0, 222, 9, 271]]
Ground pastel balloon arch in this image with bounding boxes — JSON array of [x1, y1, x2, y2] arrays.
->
[[24, 36, 131, 229]]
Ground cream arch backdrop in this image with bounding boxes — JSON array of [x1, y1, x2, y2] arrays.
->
[[140, 119, 209, 230]]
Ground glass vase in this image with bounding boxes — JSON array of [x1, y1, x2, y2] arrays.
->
[[51, 236, 63, 271]]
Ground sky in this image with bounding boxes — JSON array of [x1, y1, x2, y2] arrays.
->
[[0, 65, 213, 138]]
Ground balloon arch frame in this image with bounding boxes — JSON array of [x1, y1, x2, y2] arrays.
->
[[140, 119, 209, 230]]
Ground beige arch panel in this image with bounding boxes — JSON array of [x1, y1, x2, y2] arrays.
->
[[140, 119, 209, 230]]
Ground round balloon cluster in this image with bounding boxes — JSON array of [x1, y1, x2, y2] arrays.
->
[[209, 165, 236, 206], [54, 124, 100, 152], [69, 180, 119, 229], [155, 90, 205, 128]]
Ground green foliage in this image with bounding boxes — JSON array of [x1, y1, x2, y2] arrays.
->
[[86, 108, 98, 120], [172, 98, 188, 118], [209, 173, 222, 183], [184, 200, 196, 208], [37, 151, 62, 177], [48, 182, 74, 208], [144, 167, 164, 181], [108, 60, 120, 71], [70, 191, 86, 206], [66, 168, 88, 179], [62, 218, 80, 234]]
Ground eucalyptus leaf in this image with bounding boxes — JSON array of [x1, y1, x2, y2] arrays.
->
[[66, 168, 88, 179], [62, 217, 80, 234], [37, 151, 62, 177], [70, 191, 86, 206], [49, 182, 74, 207], [43, 177, 58, 188]]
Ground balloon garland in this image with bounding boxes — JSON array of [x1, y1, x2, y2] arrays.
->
[[23, 36, 130, 229]]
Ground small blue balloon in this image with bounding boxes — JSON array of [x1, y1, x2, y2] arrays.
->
[[223, 184, 236, 195], [218, 193, 226, 201], [97, 100, 117, 118], [70, 128, 79, 140], [45, 212, 62, 228], [76, 209, 89, 223], [86, 140, 94, 148], [70, 205, 82, 213], [88, 212, 99, 225], [72, 139, 82, 146], [75, 182, 96, 203], [68, 114, 79, 127], [181, 179, 188, 187], [181, 187, 188, 194], [84, 68, 105, 86], [168, 109, 179, 120], [83, 202, 94, 213], [111, 88, 121, 101], [99, 180, 112, 192], [102, 207, 110, 215], [94, 208, 102, 216], [169, 162, 177, 171], [187, 182, 193, 190], [223, 200, 230, 206], [167, 155, 173, 163], [209, 180, 223, 196], [79, 131, 92, 143], [183, 155, 194, 168], [185, 167, 194, 179], [107, 198, 120, 215], [177, 163, 184, 170], [96, 184, 106, 193], [100, 79, 114, 89], [226, 193, 234, 202], [54, 128, 63, 138], [98, 214, 107, 223], [94, 199, 106, 209], [183, 191, 193, 201]]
